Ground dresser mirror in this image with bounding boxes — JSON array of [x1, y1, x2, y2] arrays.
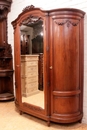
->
[[20, 17, 44, 109]]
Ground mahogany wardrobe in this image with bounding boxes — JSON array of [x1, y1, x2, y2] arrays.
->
[[12, 5, 85, 126]]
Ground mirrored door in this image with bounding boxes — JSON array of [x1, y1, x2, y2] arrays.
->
[[20, 17, 44, 109]]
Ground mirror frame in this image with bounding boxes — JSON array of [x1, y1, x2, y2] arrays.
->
[[12, 5, 50, 122]]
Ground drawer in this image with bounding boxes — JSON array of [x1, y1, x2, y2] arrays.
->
[[25, 66, 38, 73], [21, 66, 38, 75], [21, 55, 39, 61], [22, 81, 38, 97], [26, 71, 38, 76], [27, 86, 38, 94], [26, 71, 38, 77], [25, 82, 38, 89], [25, 61, 38, 66], [21, 76, 38, 84], [21, 61, 38, 67], [21, 71, 38, 77], [21, 65, 38, 76]]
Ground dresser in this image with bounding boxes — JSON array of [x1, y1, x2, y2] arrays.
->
[[21, 55, 39, 97]]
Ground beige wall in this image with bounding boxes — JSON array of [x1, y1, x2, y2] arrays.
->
[[8, 0, 87, 123]]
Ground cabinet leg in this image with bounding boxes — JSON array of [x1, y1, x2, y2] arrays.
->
[[47, 120, 50, 127], [20, 111, 23, 115], [79, 119, 82, 123]]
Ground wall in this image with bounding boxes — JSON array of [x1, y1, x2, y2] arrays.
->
[[8, 0, 87, 123]]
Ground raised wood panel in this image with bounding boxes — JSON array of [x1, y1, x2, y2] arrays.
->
[[53, 95, 80, 114], [51, 18, 79, 91]]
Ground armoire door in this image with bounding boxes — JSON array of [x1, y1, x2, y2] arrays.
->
[[49, 12, 84, 123]]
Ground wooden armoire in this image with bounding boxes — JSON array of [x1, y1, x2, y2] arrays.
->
[[12, 5, 85, 125], [0, 0, 14, 101]]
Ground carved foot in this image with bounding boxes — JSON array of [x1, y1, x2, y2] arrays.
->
[[47, 120, 50, 127], [20, 111, 23, 115], [79, 119, 82, 123]]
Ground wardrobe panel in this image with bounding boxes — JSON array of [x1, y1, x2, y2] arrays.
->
[[53, 96, 80, 114], [52, 18, 79, 91]]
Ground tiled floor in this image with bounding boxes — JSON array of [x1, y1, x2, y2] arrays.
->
[[0, 101, 87, 130]]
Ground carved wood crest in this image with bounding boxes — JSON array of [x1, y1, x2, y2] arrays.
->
[[22, 5, 35, 12], [21, 15, 41, 26]]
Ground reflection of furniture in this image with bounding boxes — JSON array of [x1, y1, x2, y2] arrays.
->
[[38, 53, 43, 90], [12, 5, 85, 125], [32, 35, 43, 54], [21, 55, 39, 97], [21, 34, 30, 54], [0, 0, 14, 101]]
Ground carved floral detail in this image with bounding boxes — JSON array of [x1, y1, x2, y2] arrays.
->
[[22, 5, 35, 12], [55, 20, 80, 27], [21, 15, 41, 26], [0, 6, 9, 20], [0, 0, 12, 19], [0, 5, 8, 10], [4, 44, 12, 57], [0, 44, 12, 69], [0, 15, 6, 20]]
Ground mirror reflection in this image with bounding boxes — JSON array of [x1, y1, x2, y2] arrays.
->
[[20, 17, 44, 109]]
